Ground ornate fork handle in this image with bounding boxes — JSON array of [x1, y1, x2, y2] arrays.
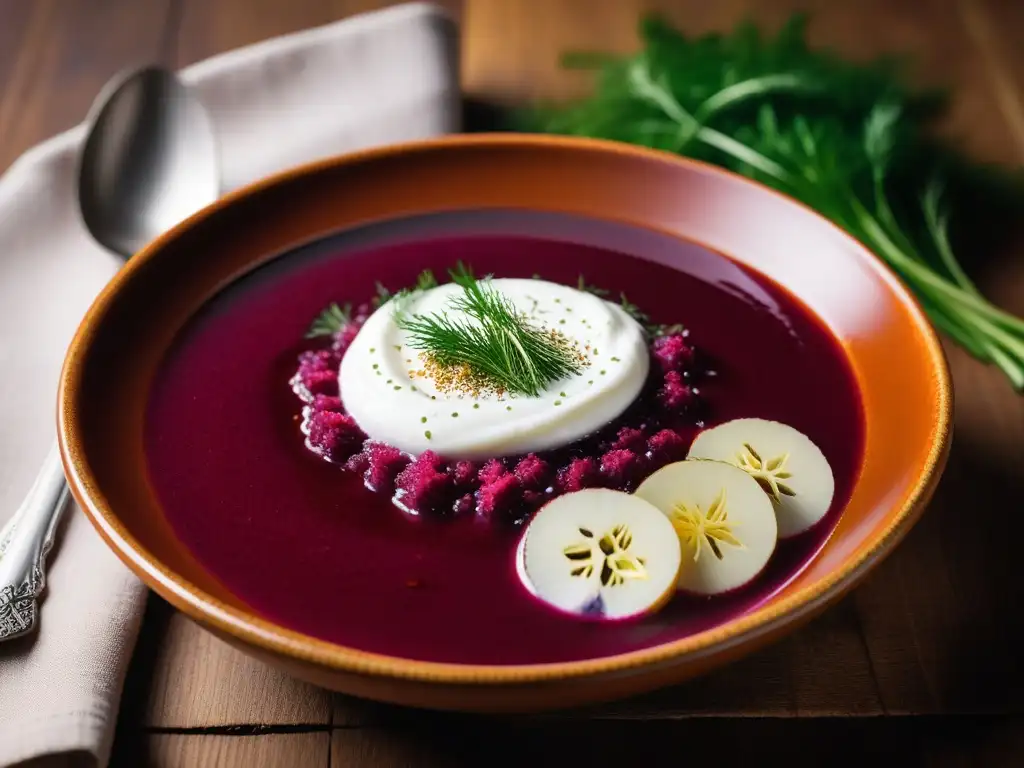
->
[[0, 443, 70, 641]]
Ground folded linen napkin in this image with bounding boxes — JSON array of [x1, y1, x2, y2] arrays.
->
[[0, 4, 459, 765]]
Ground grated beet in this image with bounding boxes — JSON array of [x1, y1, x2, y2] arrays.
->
[[307, 411, 365, 462], [514, 454, 550, 490], [557, 457, 602, 493], [652, 333, 694, 373], [394, 451, 453, 516], [646, 428, 688, 462], [345, 450, 371, 475], [476, 473, 523, 522], [301, 369, 339, 398], [312, 394, 344, 413], [658, 370, 694, 412], [477, 459, 507, 485], [331, 321, 363, 355], [363, 443, 411, 494], [451, 460, 478, 488], [600, 448, 641, 486], [610, 426, 647, 452], [298, 348, 336, 372]]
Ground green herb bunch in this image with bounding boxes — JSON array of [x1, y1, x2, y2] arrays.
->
[[394, 264, 585, 397], [519, 13, 1024, 389]]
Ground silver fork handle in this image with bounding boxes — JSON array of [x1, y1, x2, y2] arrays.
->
[[0, 443, 70, 641]]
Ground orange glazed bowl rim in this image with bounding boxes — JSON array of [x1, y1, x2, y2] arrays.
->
[[58, 134, 952, 686]]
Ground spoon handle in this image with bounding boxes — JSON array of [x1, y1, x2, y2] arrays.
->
[[0, 443, 70, 641]]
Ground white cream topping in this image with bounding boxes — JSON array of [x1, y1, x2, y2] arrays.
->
[[339, 278, 649, 460]]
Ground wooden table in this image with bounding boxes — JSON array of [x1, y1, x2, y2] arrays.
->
[[3, 0, 1024, 765]]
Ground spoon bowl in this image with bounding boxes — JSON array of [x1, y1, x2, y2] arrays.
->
[[78, 66, 218, 257]]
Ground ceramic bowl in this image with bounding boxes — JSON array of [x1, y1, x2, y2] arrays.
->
[[58, 135, 950, 711]]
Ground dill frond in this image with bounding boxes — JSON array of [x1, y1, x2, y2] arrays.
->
[[395, 265, 585, 397]]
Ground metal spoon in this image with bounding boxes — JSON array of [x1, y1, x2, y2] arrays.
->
[[0, 66, 218, 642]]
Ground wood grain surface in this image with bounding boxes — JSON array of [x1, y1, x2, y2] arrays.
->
[[1, 0, 1022, 765]]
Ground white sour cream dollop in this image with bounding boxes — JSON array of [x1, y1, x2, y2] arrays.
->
[[339, 278, 649, 460]]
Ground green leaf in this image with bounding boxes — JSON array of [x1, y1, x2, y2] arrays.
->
[[305, 303, 351, 339], [863, 100, 902, 174]]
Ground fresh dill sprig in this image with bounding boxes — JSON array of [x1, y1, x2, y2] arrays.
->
[[619, 292, 650, 326], [305, 302, 351, 339], [373, 269, 439, 308], [576, 274, 610, 297], [394, 264, 585, 397], [652, 323, 686, 338], [416, 269, 440, 291], [576, 274, 682, 337], [391, 268, 441, 306], [371, 282, 391, 308]]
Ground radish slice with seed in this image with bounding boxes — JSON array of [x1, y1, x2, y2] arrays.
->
[[518, 488, 681, 620], [688, 418, 835, 538], [635, 460, 777, 596]]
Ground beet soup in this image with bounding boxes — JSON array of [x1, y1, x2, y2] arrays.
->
[[144, 211, 866, 665]]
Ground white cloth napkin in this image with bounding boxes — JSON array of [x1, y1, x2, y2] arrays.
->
[[0, 4, 459, 765]]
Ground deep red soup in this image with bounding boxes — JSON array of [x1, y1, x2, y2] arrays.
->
[[145, 213, 865, 665]]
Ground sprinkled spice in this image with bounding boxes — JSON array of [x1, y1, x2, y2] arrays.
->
[[420, 416, 428, 423], [424, 430, 432, 440], [372, 363, 379, 369], [554, 400, 562, 406], [393, 386, 402, 391], [369, 347, 376, 353], [386, 379, 393, 385], [451, 412, 459, 418], [611, 356, 621, 362], [473, 403, 480, 409], [421, 355, 506, 399], [600, 369, 607, 375], [559, 391, 567, 397], [506, 405, 512, 411]]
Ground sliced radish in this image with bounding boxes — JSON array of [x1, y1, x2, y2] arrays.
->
[[518, 488, 681, 620], [688, 418, 835, 538], [635, 460, 777, 596]]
